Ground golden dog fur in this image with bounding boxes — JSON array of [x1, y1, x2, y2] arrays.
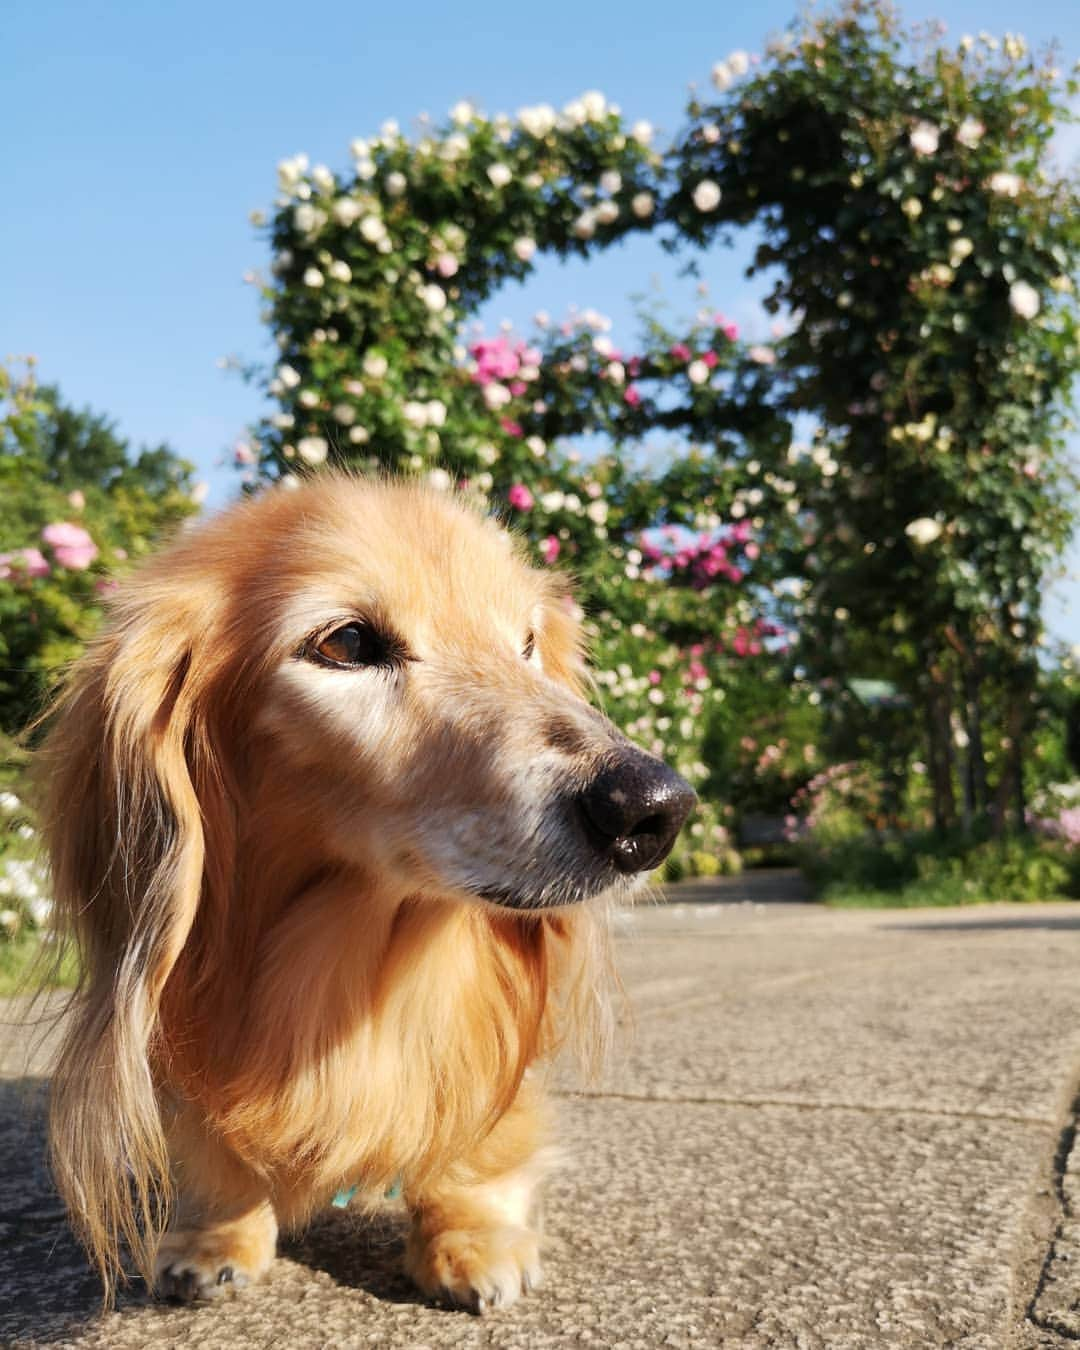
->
[[39, 475, 687, 1311]]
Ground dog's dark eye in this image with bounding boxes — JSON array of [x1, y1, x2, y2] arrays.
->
[[523, 630, 536, 661], [311, 623, 393, 669]]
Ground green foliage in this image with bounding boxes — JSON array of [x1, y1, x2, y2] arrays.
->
[[673, 3, 1080, 833], [0, 359, 198, 734], [245, 1, 1080, 860], [807, 829, 1080, 906]]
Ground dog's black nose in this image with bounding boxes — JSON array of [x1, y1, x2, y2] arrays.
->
[[578, 752, 697, 874]]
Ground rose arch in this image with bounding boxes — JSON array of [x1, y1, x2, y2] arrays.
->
[[243, 0, 1080, 855]]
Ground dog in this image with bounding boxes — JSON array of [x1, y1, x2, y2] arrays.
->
[[39, 475, 694, 1312]]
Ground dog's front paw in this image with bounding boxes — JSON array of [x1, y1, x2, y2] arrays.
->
[[405, 1224, 541, 1313], [154, 1209, 277, 1302]]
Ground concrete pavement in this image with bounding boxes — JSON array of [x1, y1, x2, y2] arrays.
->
[[5, 888, 1080, 1346]]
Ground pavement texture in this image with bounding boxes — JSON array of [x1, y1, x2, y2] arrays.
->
[[5, 878, 1080, 1347]]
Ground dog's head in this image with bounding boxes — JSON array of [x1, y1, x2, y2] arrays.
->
[[240, 477, 696, 910]]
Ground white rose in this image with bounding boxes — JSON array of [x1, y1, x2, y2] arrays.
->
[[426, 399, 447, 427], [380, 119, 400, 140], [487, 163, 512, 189], [332, 403, 356, 425], [272, 412, 295, 430], [905, 517, 944, 546], [586, 500, 609, 525], [909, 121, 940, 155], [428, 468, 453, 492], [483, 383, 511, 410], [573, 209, 597, 239], [632, 191, 655, 219], [540, 491, 565, 512], [901, 197, 923, 219], [450, 100, 474, 126], [420, 283, 447, 312], [989, 171, 1022, 197], [327, 260, 352, 283], [956, 117, 985, 148], [297, 436, 329, 465], [293, 204, 326, 235], [442, 133, 469, 162], [0, 792, 21, 812], [687, 359, 710, 385], [1009, 280, 1040, 319], [298, 389, 319, 408], [631, 120, 653, 145], [600, 170, 622, 194], [475, 471, 494, 492], [692, 180, 722, 212], [518, 104, 557, 137], [513, 236, 537, 262], [727, 49, 750, 76], [595, 200, 619, 224], [311, 164, 334, 193], [332, 198, 363, 226], [277, 153, 308, 189], [362, 352, 389, 379], [606, 361, 625, 385], [348, 425, 370, 444], [711, 62, 733, 91], [949, 237, 974, 266], [278, 364, 301, 389], [402, 401, 428, 428], [360, 215, 388, 244], [526, 436, 546, 458], [580, 90, 607, 120], [302, 267, 324, 288], [349, 138, 369, 159], [385, 171, 408, 197]]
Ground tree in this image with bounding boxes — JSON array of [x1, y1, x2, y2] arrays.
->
[[0, 359, 198, 734], [671, 1, 1080, 832]]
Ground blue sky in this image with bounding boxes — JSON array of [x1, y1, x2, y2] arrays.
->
[[4, 0, 1078, 641]]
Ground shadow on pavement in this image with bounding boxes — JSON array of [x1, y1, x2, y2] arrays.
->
[[0, 1078, 430, 1347], [0, 1077, 107, 1346], [882, 914, 1080, 933], [662, 867, 815, 906]]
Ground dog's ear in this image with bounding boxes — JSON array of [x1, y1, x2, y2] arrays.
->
[[39, 583, 228, 1302], [536, 576, 588, 695]]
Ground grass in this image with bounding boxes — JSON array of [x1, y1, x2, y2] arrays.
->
[[0, 931, 78, 999], [804, 829, 1080, 909]]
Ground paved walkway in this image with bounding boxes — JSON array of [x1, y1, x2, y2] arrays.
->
[[5, 892, 1080, 1347]]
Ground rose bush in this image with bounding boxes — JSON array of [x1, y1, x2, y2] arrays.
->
[[240, 2, 1079, 872]]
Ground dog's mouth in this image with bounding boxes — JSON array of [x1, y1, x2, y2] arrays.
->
[[468, 759, 696, 911]]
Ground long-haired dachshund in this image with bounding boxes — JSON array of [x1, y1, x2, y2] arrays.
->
[[40, 476, 694, 1311]]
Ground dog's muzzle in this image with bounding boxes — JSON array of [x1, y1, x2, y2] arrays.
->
[[578, 751, 697, 874]]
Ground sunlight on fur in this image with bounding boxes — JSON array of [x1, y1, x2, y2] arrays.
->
[[37, 475, 694, 1311]]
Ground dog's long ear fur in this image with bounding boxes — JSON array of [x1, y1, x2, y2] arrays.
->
[[39, 585, 225, 1303]]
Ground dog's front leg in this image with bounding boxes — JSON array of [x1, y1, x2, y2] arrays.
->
[[153, 1099, 278, 1301], [403, 1084, 549, 1312]]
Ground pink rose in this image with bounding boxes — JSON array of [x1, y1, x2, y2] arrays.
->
[[624, 386, 642, 407], [500, 418, 523, 438], [670, 343, 692, 362], [0, 547, 50, 580], [507, 484, 534, 511], [42, 521, 99, 570], [540, 535, 560, 563]]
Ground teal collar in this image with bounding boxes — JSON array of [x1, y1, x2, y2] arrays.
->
[[332, 1177, 402, 1208]]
